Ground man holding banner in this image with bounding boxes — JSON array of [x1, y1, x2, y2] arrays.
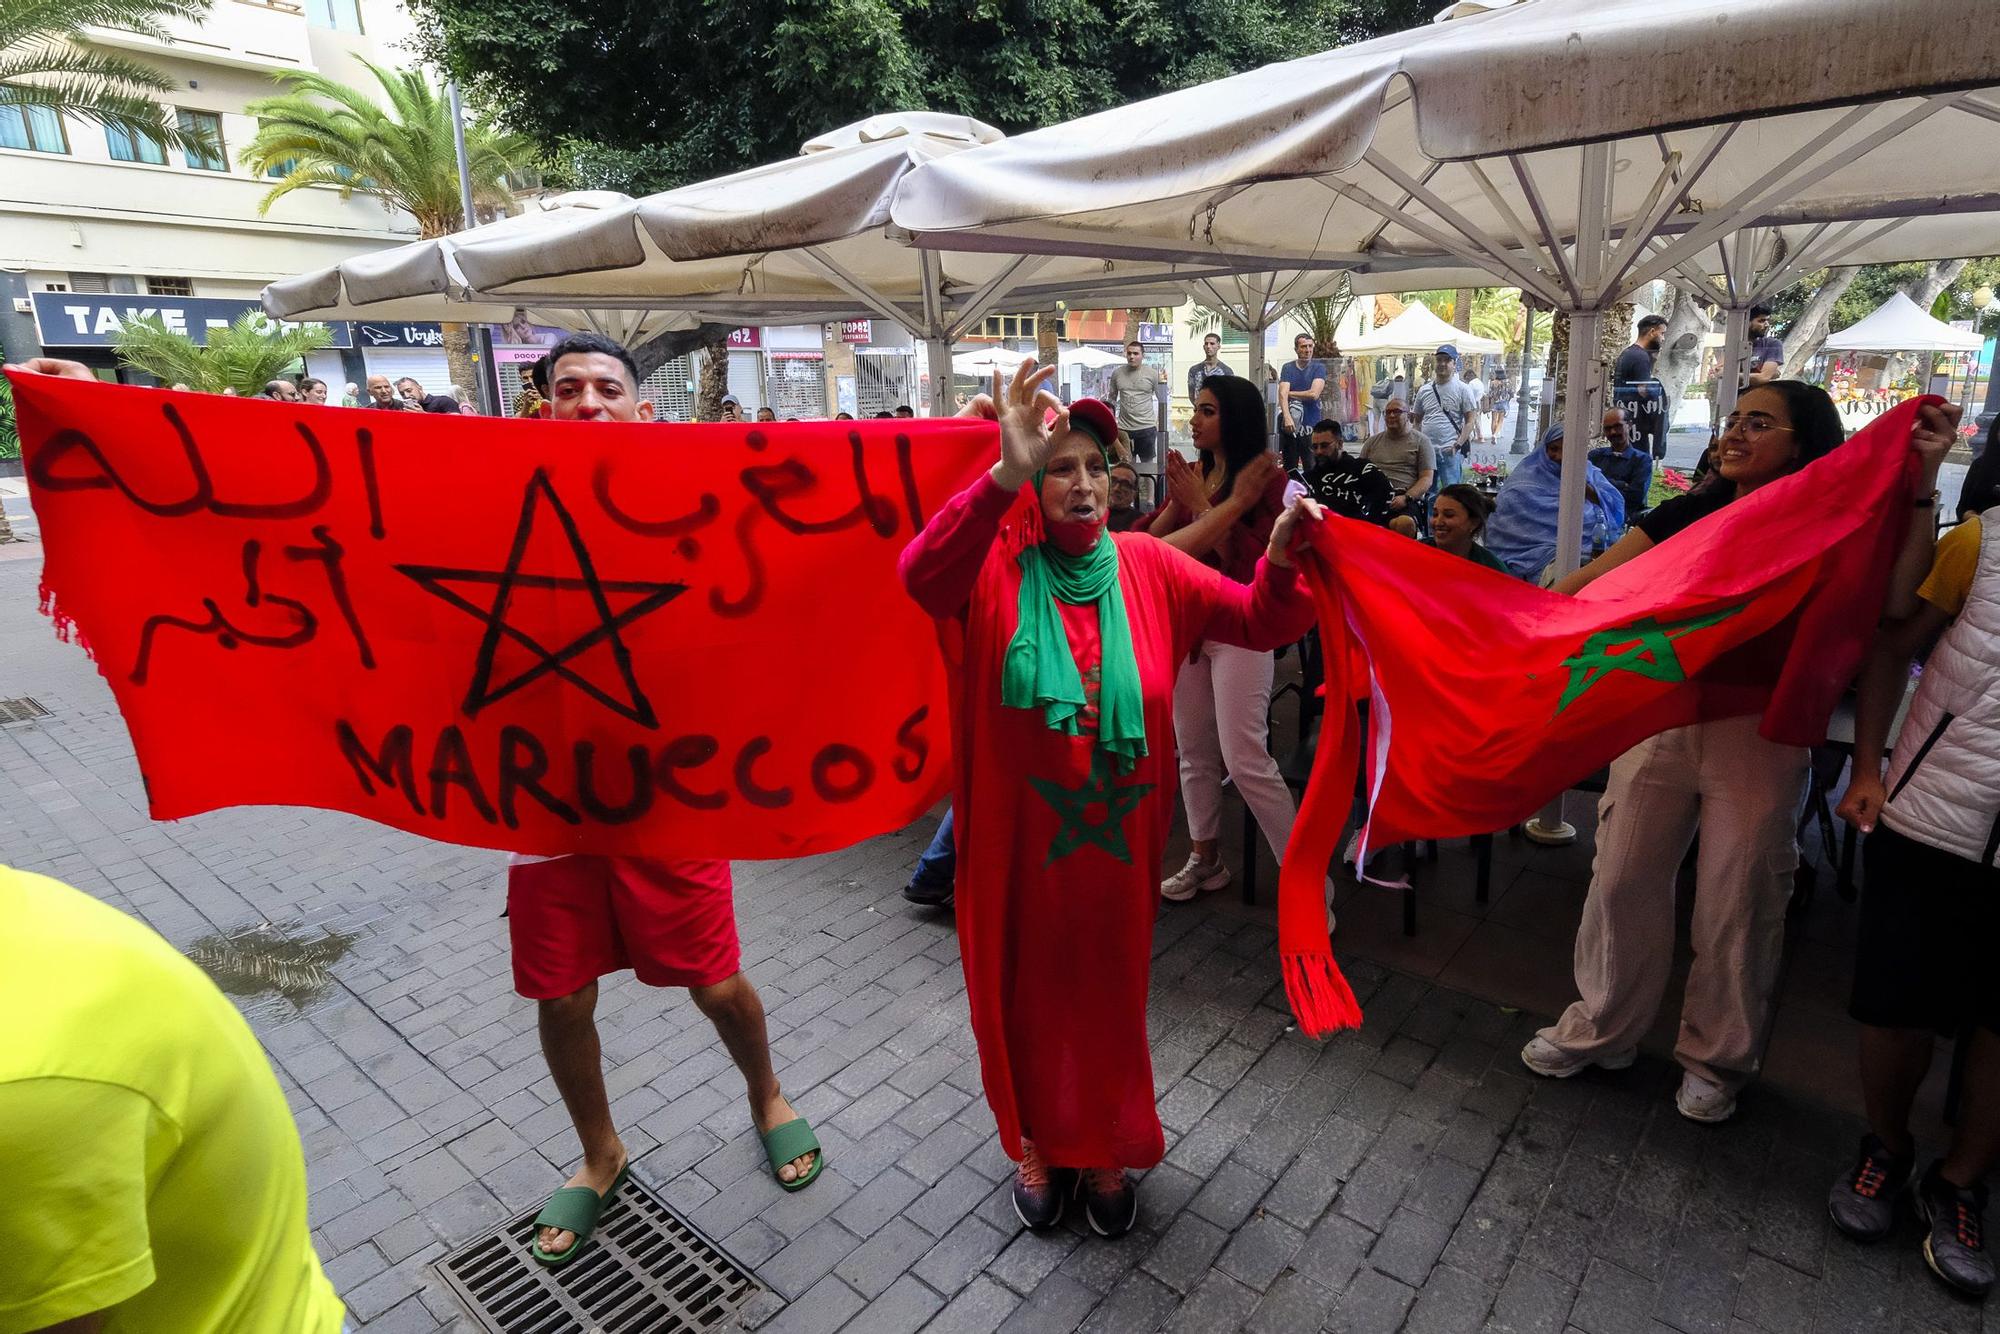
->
[[506, 333, 823, 1266], [6, 340, 826, 1274]]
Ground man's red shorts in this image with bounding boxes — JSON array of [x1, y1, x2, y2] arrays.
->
[[506, 856, 738, 999]]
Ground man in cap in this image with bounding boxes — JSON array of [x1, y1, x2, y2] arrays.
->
[[1410, 344, 1480, 494]]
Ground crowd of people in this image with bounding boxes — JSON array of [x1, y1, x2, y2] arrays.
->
[[3, 313, 1993, 1331]]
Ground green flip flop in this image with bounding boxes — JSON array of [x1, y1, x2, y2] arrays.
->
[[761, 1117, 825, 1193], [529, 1164, 629, 1268]]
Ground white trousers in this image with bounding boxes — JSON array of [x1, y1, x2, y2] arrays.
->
[[1542, 715, 1807, 1089], [1174, 641, 1299, 860]]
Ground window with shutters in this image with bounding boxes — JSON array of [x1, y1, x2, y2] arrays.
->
[[762, 356, 827, 419], [67, 274, 111, 294], [146, 276, 194, 296]]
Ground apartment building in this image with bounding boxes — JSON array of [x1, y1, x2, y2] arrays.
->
[[0, 0, 450, 392]]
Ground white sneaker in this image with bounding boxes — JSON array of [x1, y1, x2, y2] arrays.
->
[[1160, 855, 1230, 902], [1519, 1035, 1637, 1079], [1675, 1072, 1737, 1124]]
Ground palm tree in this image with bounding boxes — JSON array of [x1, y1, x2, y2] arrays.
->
[[1, 0, 218, 156], [239, 61, 536, 395], [114, 314, 332, 397]]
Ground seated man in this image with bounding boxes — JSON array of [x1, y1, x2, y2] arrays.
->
[[1359, 399, 1436, 524], [1107, 460, 1152, 531], [0, 863, 344, 1332], [1587, 406, 1653, 519], [1297, 418, 1391, 523]]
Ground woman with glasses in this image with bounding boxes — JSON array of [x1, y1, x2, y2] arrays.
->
[[1520, 381, 1961, 1125]]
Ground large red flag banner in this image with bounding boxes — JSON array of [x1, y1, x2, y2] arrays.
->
[[1274, 397, 1928, 1035], [8, 373, 995, 858]]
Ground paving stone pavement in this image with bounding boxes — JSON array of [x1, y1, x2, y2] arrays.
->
[[3, 552, 1996, 1334]]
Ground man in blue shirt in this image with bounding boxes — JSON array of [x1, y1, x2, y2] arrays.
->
[[1587, 406, 1652, 519], [1277, 332, 1327, 471]]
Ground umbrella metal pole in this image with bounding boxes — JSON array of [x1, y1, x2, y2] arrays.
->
[[1524, 304, 1604, 847], [1717, 304, 1751, 427], [923, 335, 954, 417]]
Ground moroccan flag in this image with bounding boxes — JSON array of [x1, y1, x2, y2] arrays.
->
[[1275, 397, 1929, 1034], [8, 372, 994, 858]]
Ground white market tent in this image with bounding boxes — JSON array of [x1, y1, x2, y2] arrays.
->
[[1060, 343, 1128, 370], [892, 0, 2000, 569], [1822, 290, 1984, 353], [1340, 299, 1502, 358]]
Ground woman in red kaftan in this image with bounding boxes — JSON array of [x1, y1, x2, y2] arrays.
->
[[898, 361, 1322, 1237]]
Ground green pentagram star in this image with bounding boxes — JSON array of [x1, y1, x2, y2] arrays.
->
[[1555, 604, 1748, 714], [1027, 753, 1156, 866]]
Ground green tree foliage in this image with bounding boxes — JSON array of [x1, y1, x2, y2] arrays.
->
[[406, 0, 1413, 194], [0, 375, 17, 462], [1, 0, 218, 155], [238, 60, 535, 238], [1770, 259, 2000, 337], [113, 315, 332, 397]]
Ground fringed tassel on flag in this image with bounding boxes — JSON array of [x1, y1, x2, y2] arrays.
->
[[38, 578, 94, 660], [1275, 538, 1369, 1038], [1283, 951, 1364, 1036]]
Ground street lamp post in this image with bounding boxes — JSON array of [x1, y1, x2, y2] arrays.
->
[[447, 80, 499, 418], [1512, 294, 1538, 454]]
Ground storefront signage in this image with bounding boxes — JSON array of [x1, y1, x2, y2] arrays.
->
[[353, 321, 445, 349], [839, 320, 872, 343], [1137, 322, 1174, 345], [32, 292, 354, 349], [727, 327, 762, 348]]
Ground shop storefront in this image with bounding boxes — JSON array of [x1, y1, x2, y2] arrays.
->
[[349, 319, 451, 397], [28, 291, 356, 382]]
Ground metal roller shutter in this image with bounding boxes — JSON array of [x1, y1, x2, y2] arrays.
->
[[361, 350, 453, 398]]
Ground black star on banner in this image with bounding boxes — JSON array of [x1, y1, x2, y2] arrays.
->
[[397, 469, 686, 727]]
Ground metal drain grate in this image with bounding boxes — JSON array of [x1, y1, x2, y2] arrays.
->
[[0, 697, 50, 726], [437, 1175, 759, 1333]]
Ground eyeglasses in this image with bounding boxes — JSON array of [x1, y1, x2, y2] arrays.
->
[[1721, 413, 1794, 439]]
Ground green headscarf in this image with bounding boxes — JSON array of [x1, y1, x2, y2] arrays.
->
[[1001, 437, 1147, 771]]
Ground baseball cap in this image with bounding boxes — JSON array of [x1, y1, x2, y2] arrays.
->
[[720, 393, 741, 406], [1435, 344, 1458, 361], [1066, 398, 1118, 455]]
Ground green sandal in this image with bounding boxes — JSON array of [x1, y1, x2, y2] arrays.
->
[[761, 1118, 825, 1193], [529, 1164, 629, 1268]]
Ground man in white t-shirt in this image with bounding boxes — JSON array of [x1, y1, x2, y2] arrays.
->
[[1411, 344, 1481, 493]]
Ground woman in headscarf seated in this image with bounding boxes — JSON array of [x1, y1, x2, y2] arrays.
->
[[1484, 424, 1626, 583], [898, 361, 1324, 1240]]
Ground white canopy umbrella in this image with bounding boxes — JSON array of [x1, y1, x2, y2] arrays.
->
[[894, 0, 2000, 841], [431, 113, 1321, 414], [1822, 290, 1984, 353], [1341, 299, 1502, 358], [262, 192, 712, 346], [894, 0, 2000, 558]]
